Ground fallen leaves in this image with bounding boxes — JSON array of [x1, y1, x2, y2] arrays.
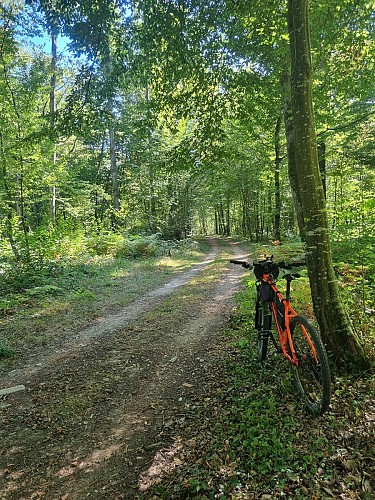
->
[[145, 333, 375, 499]]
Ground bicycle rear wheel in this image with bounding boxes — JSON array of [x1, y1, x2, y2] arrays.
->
[[290, 315, 331, 415], [255, 298, 271, 362]]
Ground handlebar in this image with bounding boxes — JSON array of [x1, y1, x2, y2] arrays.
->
[[229, 259, 252, 269], [230, 258, 305, 270]]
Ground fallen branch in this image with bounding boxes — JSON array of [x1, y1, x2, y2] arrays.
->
[[0, 385, 26, 396]]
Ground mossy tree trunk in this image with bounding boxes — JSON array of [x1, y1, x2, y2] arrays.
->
[[283, 99, 305, 240], [287, 0, 369, 368]]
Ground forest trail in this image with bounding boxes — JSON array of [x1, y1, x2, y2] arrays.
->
[[0, 238, 249, 499]]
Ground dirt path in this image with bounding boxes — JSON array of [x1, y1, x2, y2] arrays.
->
[[0, 238, 249, 499]]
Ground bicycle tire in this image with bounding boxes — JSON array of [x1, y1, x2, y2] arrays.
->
[[255, 298, 271, 362], [289, 315, 331, 415]]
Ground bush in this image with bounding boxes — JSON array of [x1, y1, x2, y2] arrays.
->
[[84, 233, 125, 256], [85, 233, 168, 258], [0, 260, 63, 295]]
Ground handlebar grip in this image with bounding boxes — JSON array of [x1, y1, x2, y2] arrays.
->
[[230, 259, 251, 269]]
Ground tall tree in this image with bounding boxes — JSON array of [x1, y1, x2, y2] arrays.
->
[[49, 31, 57, 224], [287, 0, 369, 367]]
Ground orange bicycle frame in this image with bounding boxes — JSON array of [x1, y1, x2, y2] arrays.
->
[[261, 273, 318, 366]]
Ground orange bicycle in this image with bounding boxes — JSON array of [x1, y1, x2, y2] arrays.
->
[[231, 256, 331, 416]]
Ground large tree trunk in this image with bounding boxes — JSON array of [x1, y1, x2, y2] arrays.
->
[[318, 141, 327, 199], [287, 0, 369, 368], [283, 98, 305, 239]]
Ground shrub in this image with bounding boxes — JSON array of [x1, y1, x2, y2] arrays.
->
[[84, 233, 125, 256]]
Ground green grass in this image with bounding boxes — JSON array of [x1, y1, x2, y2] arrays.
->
[[0, 339, 15, 358]]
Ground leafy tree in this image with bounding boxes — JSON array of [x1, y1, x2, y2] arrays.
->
[[287, 0, 369, 367]]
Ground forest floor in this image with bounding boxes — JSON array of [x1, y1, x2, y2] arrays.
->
[[0, 238, 374, 499]]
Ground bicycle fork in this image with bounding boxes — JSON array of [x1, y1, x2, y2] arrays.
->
[[259, 304, 281, 352]]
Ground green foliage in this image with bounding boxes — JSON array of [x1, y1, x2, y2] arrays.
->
[[0, 0, 373, 366], [0, 260, 61, 295], [229, 389, 296, 474], [84, 233, 127, 256], [84, 233, 176, 259], [0, 339, 15, 358], [332, 238, 375, 358], [71, 288, 96, 300], [25, 285, 64, 297]]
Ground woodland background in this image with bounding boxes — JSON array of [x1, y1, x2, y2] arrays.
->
[[0, 3, 374, 496], [0, 0, 374, 354]]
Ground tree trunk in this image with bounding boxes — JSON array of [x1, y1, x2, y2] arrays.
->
[[225, 197, 230, 236], [283, 99, 305, 240], [274, 115, 282, 241], [50, 33, 57, 224], [145, 86, 156, 233], [0, 132, 20, 261], [255, 193, 260, 242], [287, 0, 369, 368], [318, 141, 327, 199], [108, 101, 120, 214], [214, 209, 218, 234], [103, 54, 120, 222], [18, 165, 30, 260]]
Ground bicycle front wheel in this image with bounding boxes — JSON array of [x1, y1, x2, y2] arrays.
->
[[289, 315, 331, 415]]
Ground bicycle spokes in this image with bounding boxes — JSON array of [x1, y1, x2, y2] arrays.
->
[[290, 316, 331, 415], [296, 344, 323, 384]]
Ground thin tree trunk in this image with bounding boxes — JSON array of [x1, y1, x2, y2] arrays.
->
[[18, 165, 30, 260], [255, 193, 260, 242], [274, 115, 282, 241], [145, 86, 156, 232], [225, 197, 230, 236], [0, 132, 20, 261], [287, 0, 369, 367], [103, 54, 120, 222], [108, 102, 120, 213], [50, 33, 57, 224]]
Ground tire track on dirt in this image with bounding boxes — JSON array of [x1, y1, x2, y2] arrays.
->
[[2, 243, 221, 386], [0, 239, 249, 499]]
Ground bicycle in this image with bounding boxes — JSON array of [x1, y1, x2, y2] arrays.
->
[[230, 256, 331, 416]]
